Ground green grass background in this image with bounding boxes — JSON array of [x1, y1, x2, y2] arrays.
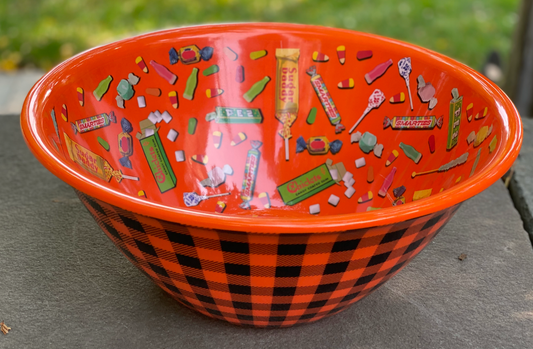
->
[[0, 0, 520, 72]]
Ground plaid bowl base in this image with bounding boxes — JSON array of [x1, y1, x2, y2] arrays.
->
[[76, 190, 459, 328]]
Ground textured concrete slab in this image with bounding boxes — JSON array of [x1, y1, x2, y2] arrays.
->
[[1, 115, 532, 348], [509, 117, 533, 241], [0, 70, 43, 115]]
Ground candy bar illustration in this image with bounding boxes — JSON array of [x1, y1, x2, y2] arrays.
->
[[275, 49, 300, 160], [206, 107, 263, 124], [307, 66, 344, 133], [71, 111, 116, 134], [240, 141, 262, 209], [277, 163, 336, 206], [139, 131, 177, 193], [447, 88, 463, 150], [383, 116, 443, 130], [65, 133, 138, 184]]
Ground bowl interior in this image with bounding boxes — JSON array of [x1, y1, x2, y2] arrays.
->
[[22, 23, 520, 229]]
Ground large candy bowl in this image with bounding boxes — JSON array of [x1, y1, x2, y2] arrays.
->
[[21, 23, 521, 327]]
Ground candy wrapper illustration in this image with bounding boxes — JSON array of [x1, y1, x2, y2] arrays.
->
[[349, 89, 385, 133], [118, 118, 134, 169], [71, 111, 117, 134], [296, 136, 342, 155], [139, 131, 177, 193], [398, 57, 414, 110], [447, 88, 463, 150], [206, 107, 263, 124], [240, 141, 262, 209], [201, 165, 234, 188], [383, 116, 443, 130], [277, 164, 336, 206], [170, 45, 213, 65], [417, 75, 438, 109], [64, 133, 138, 183], [275, 49, 300, 161], [306, 66, 344, 134], [184, 192, 230, 207]]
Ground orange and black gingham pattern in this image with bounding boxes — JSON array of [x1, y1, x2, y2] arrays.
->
[[76, 190, 460, 328]]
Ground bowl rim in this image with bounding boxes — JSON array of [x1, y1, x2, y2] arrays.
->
[[20, 22, 523, 234]]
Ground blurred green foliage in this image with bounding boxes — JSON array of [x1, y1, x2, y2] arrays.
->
[[0, 0, 519, 71]]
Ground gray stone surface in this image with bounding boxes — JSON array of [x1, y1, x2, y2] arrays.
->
[[0, 70, 43, 115], [510, 117, 533, 241], [1, 115, 532, 348]]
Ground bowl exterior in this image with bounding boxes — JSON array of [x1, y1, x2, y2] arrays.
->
[[77, 190, 459, 327]]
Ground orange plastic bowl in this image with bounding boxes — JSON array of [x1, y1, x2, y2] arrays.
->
[[21, 23, 522, 327]]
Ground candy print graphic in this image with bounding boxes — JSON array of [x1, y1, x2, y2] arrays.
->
[[41, 27, 503, 218]]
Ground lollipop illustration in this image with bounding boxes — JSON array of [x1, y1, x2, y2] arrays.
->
[[398, 57, 414, 111]]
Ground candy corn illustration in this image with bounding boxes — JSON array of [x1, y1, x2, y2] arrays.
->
[[386, 149, 399, 166], [135, 56, 148, 73], [358, 191, 373, 203], [389, 92, 405, 103], [61, 104, 68, 122], [466, 103, 474, 121], [259, 192, 271, 208], [191, 154, 208, 165], [336, 46, 346, 64], [206, 88, 224, 98], [168, 91, 178, 109], [338, 78, 354, 89], [230, 132, 247, 146], [212, 131, 222, 149], [76, 87, 84, 106], [312, 51, 329, 62]]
